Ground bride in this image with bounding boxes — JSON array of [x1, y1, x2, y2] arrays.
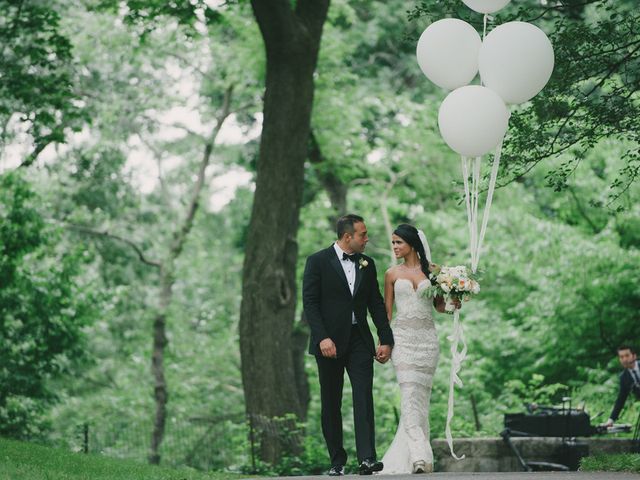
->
[[380, 224, 458, 474]]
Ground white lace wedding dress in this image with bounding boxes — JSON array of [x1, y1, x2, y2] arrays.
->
[[381, 278, 439, 474]]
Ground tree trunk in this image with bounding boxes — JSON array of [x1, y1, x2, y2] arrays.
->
[[239, 0, 330, 465], [149, 267, 171, 464], [148, 88, 233, 464], [291, 313, 311, 422]]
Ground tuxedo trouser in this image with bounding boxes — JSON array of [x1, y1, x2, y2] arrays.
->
[[315, 325, 376, 466]]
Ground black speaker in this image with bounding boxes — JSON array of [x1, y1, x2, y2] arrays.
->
[[504, 411, 594, 437]]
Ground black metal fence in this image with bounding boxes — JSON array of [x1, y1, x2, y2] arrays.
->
[[61, 411, 396, 473], [69, 414, 249, 471]]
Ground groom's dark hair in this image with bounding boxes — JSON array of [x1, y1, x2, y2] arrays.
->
[[336, 214, 364, 239], [618, 344, 636, 354]]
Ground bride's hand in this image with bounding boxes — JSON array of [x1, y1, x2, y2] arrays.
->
[[434, 295, 461, 312], [434, 295, 446, 313], [376, 345, 391, 364]]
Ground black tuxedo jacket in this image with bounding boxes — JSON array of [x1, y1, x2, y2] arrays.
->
[[302, 245, 394, 357], [610, 367, 640, 421]]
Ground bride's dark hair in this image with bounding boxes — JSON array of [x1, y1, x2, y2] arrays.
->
[[393, 224, 434, 284]]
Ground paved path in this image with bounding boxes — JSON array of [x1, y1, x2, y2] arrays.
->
[[263, 473, 639, 480]]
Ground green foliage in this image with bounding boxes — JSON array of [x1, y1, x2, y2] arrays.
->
[[93, 0, 224, 40], [0, 0, 86, 162], [0, 437, 244, 480], [1, 0, 638, 472], [581, 453, 640, 473], [409, 0, 640, 210], [499, 374, 569, 412], [0, 172, 95, 439], [45, 204, 248, 469]]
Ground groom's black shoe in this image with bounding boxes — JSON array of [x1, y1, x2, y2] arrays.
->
[[328, 465, 345, 476], [359, 458, 383, 475]]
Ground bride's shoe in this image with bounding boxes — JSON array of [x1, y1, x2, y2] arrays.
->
[[412, 461, 433, 474]]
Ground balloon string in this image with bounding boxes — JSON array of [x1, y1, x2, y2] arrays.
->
[[464, 156, 482, 272], [472, 157, 481, 272], [462, 142, 502, 274], [470, 159, 477, 269], [480, 13, 493, 86], [475, 139, 503, 270], [483, 14, 488, 40], [461, 157, 474, 264]]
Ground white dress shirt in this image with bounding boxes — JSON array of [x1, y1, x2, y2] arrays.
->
[[333, 242, 358, 325]]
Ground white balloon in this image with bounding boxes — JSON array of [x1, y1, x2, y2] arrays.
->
[[479, 21, 554, 104], [462, 0, 511, 14], [438, 85, 510, 157], [416, 19, 482, 91]]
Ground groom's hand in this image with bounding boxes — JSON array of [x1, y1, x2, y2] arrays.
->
[[319, 338, 337, 358], [376, 345, 391, 364]]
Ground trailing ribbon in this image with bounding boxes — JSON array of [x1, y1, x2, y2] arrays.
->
[[444, 307, 467, 459], [445, 139, 503, 459]]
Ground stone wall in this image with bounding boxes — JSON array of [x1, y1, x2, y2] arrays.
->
[[432, 437, 635, 472]]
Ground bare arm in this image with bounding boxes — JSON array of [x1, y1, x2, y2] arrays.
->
[[433, 294, 461, 312], [367, 259, 394, 347], [384, 268, 395, 322]]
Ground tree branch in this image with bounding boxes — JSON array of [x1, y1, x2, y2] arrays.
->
[[575, 38, 640, 62], [137, 134, 169, 203], [139, 113, 205, 140], [524, 0, 602, 22], [19, 140, 51, 168], [169, 85, 234, 261], [308, 129, 347, 219], [497, 62, 636, 190], [568, 185, 600, 233], [164, 51, 210, 80], [66, 223, 162, 269]]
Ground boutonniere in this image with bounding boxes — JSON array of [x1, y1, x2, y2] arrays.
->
[[359, 258, 368, 270]]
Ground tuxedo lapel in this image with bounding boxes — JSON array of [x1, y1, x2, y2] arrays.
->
[[327, 247, 351, 295]]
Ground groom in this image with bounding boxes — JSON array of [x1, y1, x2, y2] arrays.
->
[[303, 214, 394, 475]]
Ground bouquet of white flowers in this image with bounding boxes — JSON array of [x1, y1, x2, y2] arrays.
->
[[424, 264, 480, 313]]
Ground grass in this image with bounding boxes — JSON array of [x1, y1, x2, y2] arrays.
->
[[0, 437, 246, 480], [580, 453, 640, 473]]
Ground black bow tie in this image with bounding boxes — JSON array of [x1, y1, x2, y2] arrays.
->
[[342, 252, 358, 262]]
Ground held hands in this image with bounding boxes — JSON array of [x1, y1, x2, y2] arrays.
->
[[376, 344, 392, 364], [319, 338, 337, 358], [321, 338, 392, 363]]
